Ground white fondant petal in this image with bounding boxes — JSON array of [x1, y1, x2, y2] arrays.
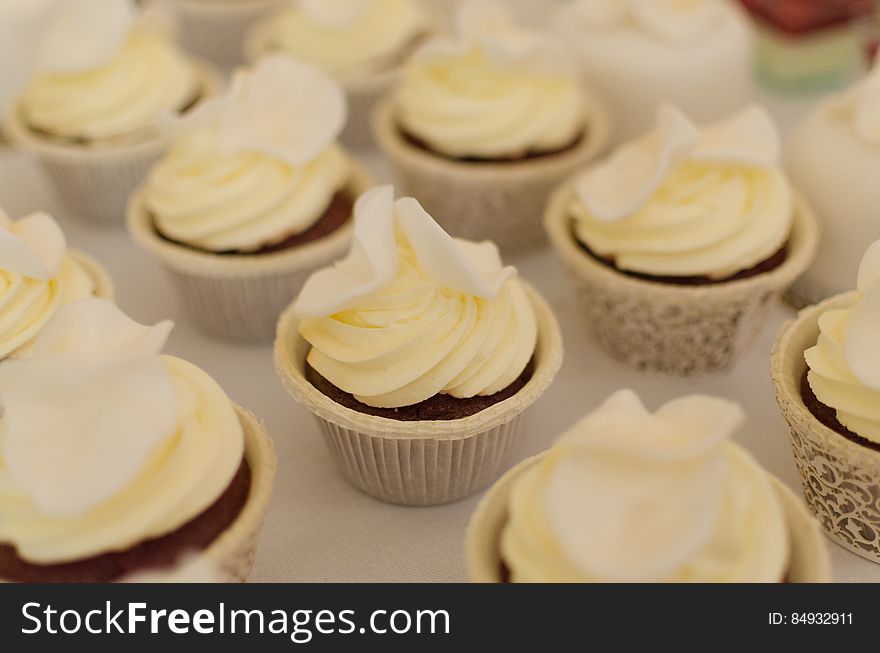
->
[[846, 280, 880, 390], [30, 298, 173, 359], [857, 239, 880, 293], [693, 105, 781, 167], [0, 355, 178, 517], [38, 0, 135, 74], [629, 0, 724, 44], [0, 212, 66, 280], [575, 104, 700, 222]]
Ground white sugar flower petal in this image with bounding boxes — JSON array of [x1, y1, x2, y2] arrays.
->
[[693, 104, 780, 167], [846, 280, 880, 391], [0, 211, 66, 280], [857, 239, 880, 293]]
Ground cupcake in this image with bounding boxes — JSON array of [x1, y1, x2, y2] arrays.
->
[[275, 185, 563, 506], [0, 208, 113, 361], [545, 104, 819, 376], [772, 239, 880, 563], [245, 0, 434, 149], [0, 299, 276, 582], [373, 0, 609, 255], [3, 0, 220, 224], [787, 57, 880, 308], [467, 390, 831, 582], [158, 0, 285, 70], [553, 0, 754, 144], [128, 55, 372, 341]]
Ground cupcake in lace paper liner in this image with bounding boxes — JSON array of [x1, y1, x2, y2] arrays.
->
[[3, 0, 221, 225], [372, 0, 610, 255], [466, 390, 831, 583], [274, 186, 564, 506], [0, 299, 276, 583], [244, 0, 436, 150], [545, 104, 820, 376], [158, 0, 285, 70], [0, 208, 114, 362], [772, 240, 880, 564], [128, 56, 374, 341]]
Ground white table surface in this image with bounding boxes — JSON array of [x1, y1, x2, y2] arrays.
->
[[0, 81, 875, 582]]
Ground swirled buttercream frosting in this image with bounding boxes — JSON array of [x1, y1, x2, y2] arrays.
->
[[502, 390, 790, 582], [19, 0, 198, 143], [0, 299, 244, 564], [570, 104, 793, 279], [293, 185, 538, 409], [394, 0, 587, 159], [829, 55, 880, 148], [146, 56, 350, 252], [805, 240, 880, 444]]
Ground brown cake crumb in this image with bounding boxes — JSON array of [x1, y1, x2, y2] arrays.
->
[[400, 129, 587, 164], [800, 371, 880, 453]]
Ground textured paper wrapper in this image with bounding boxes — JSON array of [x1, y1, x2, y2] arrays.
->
[[202, 405, 276, 582], [164, 0, 285, 70], [3, 62, 221, 226], [545, 182, 821, 376], [465, 453, 832, 583], [244, 18, 404, 151], [373, 98, 611, 256], [274, 283, 564, 506], [127, 162, 373, 342], [771, 292, 880, 564]]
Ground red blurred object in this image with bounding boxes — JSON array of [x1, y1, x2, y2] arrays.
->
[[740, 0, 875, 34]]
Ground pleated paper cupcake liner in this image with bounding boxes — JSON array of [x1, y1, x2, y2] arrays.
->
[[545, 182, 821, 376], [127, 162, 373, 342], [771, 292, 880, 565], [203, 405, 277, 583], [372, 97, 611, 256], [274, 283, 564, 506], [465, 453, 832, 583], [163, 0, 285, 70], [3, 62, 221, 226]]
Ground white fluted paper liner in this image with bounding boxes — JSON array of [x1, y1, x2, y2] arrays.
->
[[771, 292, 880, 565], [244, 17, 408, 151], [3, 61, 221, 226], [163, 0, 285, 70], [274, 283, 564, 506], [69, 249, 115, 301], [127, 161, 373, 342], [202, 405, 276, 582], [465, 453, 832, 583], [545, 182, 820, 376], [372, 97, 611, 256]]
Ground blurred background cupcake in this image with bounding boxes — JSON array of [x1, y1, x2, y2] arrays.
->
[[128, 56, 372, 341], [3, 0, 220, 225], [772, 239, 880, 564], [275, 186, 563, 506], [374, 0, 609, 255], [787, 54, 880, 307], [0, 299, 276, 582], [553, 0, 754, 144], [245, 0, 435, 149], [545, 104, 818, 375], [467, 390, 831, 582]]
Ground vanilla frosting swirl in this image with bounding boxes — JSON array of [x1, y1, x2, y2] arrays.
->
[[395, 1, 586, 159], [571, 105, 793, 279], [0, 300, 244, 564], [20, 20, 198, 142], [257, 0, 430, 79], [502, 390, 790, 582], [294, 186, 537, 409], [829, 55, 880, 148], [0, 211, 96, 361], [806, 240, 880, 443]]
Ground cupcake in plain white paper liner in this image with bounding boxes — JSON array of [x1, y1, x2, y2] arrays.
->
[[545, 103, 819, 376], [0, 299, 275, 583], [3, 0, 221, 224], [245, 0, 436, 149], [0, 207, 113, 362], [275, 185, 563, 506], [467, 390, 831, 583], [128, 55, 373, 341], [372, 0, 609, 254]]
